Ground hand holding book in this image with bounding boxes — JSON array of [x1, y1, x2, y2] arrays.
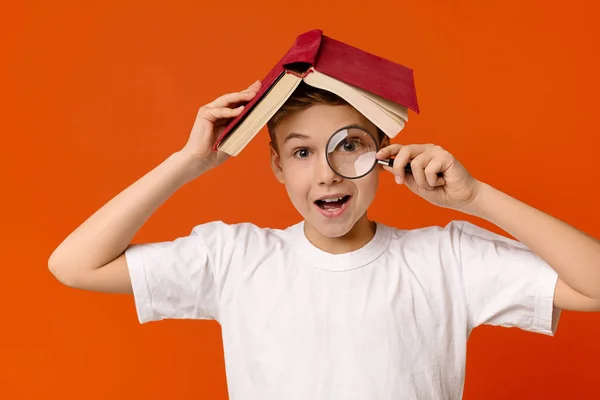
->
[[179, 81, 262, 176]]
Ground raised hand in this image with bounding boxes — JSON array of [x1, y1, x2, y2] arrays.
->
[[376, 143, 482, 213], [181, 80, 262, 173]]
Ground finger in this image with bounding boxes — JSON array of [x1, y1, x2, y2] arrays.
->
[[388, 146, 412, 184], [376, 144, 403, 160], [390, 144, 431, 184], [378, 143, 435, 159], [424, 157, 447, 187], [207, 89, 258, 108], [198, 105, 244, 123], [408, 152, 433, 188], [377, 143, 400, 179], [403, 171, 417, 190], [244, 80, 262, 92], [379, 144, 435, 184], [377, 144, 434, 164]]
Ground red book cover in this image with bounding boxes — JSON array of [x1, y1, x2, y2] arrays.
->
[[212, 29, 419, 150]]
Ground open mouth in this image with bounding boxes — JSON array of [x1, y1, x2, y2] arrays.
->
[[314, 195, 351, 211]]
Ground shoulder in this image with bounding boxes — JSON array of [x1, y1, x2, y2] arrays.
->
[[385, 219, 523, 258], [390, 220, 513, 243], [188, 219, 300, 249], [386, 219, 468, 245]]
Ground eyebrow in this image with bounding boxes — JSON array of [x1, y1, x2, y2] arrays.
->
[[283, 132, 310, 144], [281, 124, 372, 145]]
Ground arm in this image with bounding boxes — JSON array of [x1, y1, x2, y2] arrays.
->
[[376, 143, 600, 312], [48, 81, 261, 294], [465, 182, 600, 311], [48, 151, 204, 294]]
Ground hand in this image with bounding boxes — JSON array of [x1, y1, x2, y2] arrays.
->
[[376, 143, 482, 213], [179, 80, 262, 174]]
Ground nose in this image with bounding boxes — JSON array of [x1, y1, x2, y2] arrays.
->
[[316, 153, 341, 185]]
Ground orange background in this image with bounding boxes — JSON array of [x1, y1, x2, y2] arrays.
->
[[2, 0, 600, 398]]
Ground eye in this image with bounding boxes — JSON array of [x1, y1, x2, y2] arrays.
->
[[293, 148, 311, 159], [342, 141, 357, 152], [337, 138, 365, 152]]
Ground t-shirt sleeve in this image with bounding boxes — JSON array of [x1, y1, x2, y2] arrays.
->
[[124, 221, 234, 324], [454, 220, 561, 336]]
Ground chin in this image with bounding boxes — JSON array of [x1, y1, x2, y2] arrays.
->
[[305, 213, 359, 238], [316, 223, 352, 238]]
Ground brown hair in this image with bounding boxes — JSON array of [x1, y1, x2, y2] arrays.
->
[[266, 81, 384, 150]]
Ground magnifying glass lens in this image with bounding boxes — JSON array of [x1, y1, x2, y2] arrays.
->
[[326, 127, 379, 179]]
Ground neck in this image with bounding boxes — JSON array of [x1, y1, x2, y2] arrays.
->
[[303, 214, 377, 254]]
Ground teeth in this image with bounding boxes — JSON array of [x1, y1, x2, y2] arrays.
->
[[322, 196, 344, 202]]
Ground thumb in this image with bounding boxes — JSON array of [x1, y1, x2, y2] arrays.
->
[[402, 173, 419, 191], [215, 150, 231, 165], [382, 165, 394, 174]]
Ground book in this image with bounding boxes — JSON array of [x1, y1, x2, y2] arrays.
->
[[213, 29, 420, 156]]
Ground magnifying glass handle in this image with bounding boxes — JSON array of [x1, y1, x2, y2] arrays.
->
[[377, 158, 444, 177]]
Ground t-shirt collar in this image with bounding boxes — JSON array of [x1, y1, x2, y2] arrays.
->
[[289, 220, 392, 271]]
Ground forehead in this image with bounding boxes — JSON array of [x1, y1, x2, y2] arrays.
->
[[275, 104, 377, 145]]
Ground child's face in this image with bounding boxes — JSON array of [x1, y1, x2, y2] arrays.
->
[[270, 104, 384, 238]]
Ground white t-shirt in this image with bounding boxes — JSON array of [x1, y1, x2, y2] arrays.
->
[[125, 219, 560, 400]]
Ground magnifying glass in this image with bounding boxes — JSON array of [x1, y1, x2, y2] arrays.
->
[[325, 126, 442, 180]]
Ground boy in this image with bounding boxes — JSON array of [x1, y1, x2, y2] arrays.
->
[[48, 79, 600, 399]]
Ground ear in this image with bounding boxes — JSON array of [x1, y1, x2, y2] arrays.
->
[[377, 134, 391, 174], [269, 142, 285, 184], [380, 134, 390, 148]]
